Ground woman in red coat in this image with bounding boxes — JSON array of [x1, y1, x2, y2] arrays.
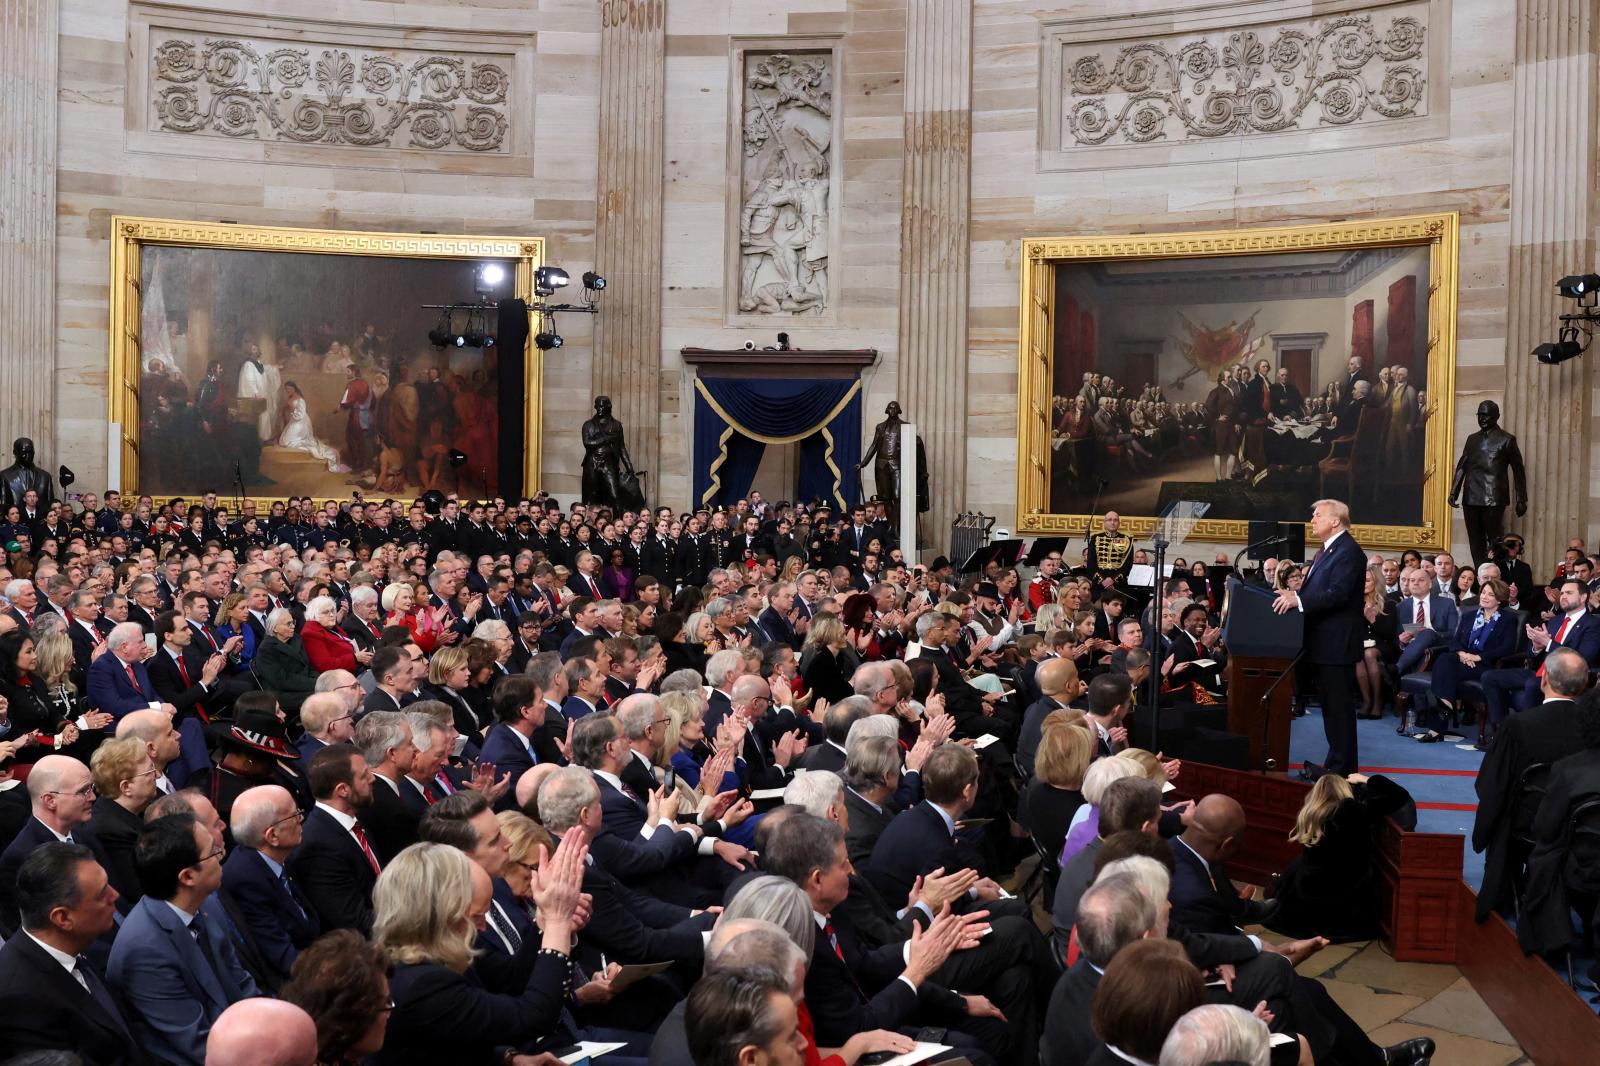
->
[[301, 595, 372, 673]]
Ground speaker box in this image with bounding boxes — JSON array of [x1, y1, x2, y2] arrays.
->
[[1276, 521, 1306, 564], [495, 298, 530, 499]]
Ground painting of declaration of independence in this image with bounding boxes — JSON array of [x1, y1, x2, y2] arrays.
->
[[136, 245, 513, 499], [1048, 245, 1435, 527]]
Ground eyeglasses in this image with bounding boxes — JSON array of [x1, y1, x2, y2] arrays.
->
[[380, 998, 397, 1013], [268, 809, 305, 830], [48, 783, 97, 799], [131, 767, 159, 781], [507, 858, 536, 873], [195, 846, 225, 866]]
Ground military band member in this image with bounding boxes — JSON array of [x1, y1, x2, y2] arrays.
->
[[1085, 510, 1134, 598]]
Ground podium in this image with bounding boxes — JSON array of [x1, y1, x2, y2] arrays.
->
[[1222, 578, 1303, 771]]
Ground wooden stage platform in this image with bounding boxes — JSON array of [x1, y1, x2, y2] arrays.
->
[[1176, 763, 1600, 1064]]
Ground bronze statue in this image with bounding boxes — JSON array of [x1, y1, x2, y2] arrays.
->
[[0, 437, 57, 510], [857, 401, 929, 518], [1449, 400, 1528, 566], [581, 396, 645, 511]]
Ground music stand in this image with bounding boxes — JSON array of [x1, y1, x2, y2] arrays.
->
[[1146, 500, 1210, 755]]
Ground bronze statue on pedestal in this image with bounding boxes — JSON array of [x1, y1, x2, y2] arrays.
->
[[581, 397, 645, 511], [0, 438, 57, 509], [1449, 400, 1528, 566]]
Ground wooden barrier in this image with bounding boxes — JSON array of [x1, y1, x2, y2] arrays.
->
[[1174, 763, 1462, 962]]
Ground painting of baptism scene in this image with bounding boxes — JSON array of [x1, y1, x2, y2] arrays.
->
[[1048, 245, 1434, 526], [136, 245, 513, 499]]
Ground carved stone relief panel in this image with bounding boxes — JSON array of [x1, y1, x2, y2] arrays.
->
[[1040, 0, 1449, 170], [735, 50, 836, 317], [126, 4, 534, 166]]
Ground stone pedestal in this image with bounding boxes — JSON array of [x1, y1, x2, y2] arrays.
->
[[896, 0, 973, 548], [0, 0, 59, 454], [1502, 0, 1599, 561]]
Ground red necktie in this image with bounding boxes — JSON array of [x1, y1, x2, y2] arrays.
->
[[588, 577, 599, 598], [351, 824, 382, 874], [176, 655, 192, 688], [125, 664, 141, 694], [823, 921, 846, 964], [1538, 617, 1573, 677], [369, 620, 381, 638], [421, 783, 437, 804]]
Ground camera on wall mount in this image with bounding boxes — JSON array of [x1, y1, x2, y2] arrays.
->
[[1534, 273, 1600, 365], [422, 262, 605, 353]]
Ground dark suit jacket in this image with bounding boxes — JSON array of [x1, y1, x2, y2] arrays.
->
[[341, 613, 384, 654], [803, 905, 941, 1048], [85, 654, 160, 720], [559, 841, 709, 964], [0, 818, 116, 937], [864, 801, 976, 907], [1170, 839, 1256, 936], [86, 798, 147, 905], [0, 926, 141, 1066], [800, 740, 848, 774], [1396, 593, 1458, 640], [107, 894, 258, 1065], [844, 787, 894, 868], [1041, 959, 1101, 1066], [221, 846, 320, 987], [478, 724, 538, 812], [756, 605, 800, 651], [1535, 611, 1600, 667], [1447, 608, 1518, 660], [372, 954, 571, 1066], [288, 806, 377, 934], [360, 686, 408, 718], [146, 645, 216, 720], [1297, 530, 1368, 665], [1473, 698, 1584, 919], [359, 775, 420, 865]]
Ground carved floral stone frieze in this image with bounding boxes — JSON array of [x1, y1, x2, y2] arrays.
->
[[1059, 5, 1428, 149], [148, 33, 512, 152]]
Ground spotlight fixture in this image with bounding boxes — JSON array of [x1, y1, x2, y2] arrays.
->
[[582, 271, 606, 291], [535, 331, 564, 350], [1557, 274, 1600, 300], [58, 465, 75, 489], [534, 267, 570, 296], [1535, 326, 1586, 365], [448, 450, 469, 469], [475, 262, 507, 295], [427, 311, 453, 348]]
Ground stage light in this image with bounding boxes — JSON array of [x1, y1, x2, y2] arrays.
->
[[58, 466, 75, 488], [1557, 274, 1600, 298], [1535, 326, 1586, 364], [476, 263, 506, 294], [453, 333, 467, 347], [427, 311, 453, 348], [483, 334, 496, 348], [448, 450, 469, 469], [535, 331, 564, 350], [582, 271, 606, 291], [534, 267, 570, 296]]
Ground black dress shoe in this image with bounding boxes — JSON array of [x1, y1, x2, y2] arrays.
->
[[1382, 1035, 1435, 1065], [1297, 761, 1325, 782], [1413, 731, 1442, 743]]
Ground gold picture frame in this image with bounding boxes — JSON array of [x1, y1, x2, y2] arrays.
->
[[1015, 212, 1459, 549], [108, 216, 544, 506]]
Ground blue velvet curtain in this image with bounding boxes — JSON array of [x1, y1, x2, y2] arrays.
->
[[693, 376, 862, 509]]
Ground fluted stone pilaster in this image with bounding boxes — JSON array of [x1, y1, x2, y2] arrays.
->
[[0, 0, 58, 452], [1502, 0, 1599, 562], [592, 0, 666, 496], [896, 0, 973, 548]]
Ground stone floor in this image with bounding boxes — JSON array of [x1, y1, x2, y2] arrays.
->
[[1256, 931, 1529, 1065]]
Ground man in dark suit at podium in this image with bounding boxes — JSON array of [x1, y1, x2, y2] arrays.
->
[[1273, 499, 1366, 778]]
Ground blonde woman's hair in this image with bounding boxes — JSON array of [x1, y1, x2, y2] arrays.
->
[[90, 736, 150, 797], [804, 614, 846, 651], [1363, 564, 1387, 617], [373, 842, 478, 973], [1289, 773, 1354, 847], [780, 556, 804, 583], [659, 689, 707, 762], [428, 645, 469, 686], [216, 591, 247, 628], [496, 810, 553, 867], [1034, 710, 1093, 789], [1114, 747, 1168, 784], [1034, 603, 1067, 634], [34, 629, 77, 693]]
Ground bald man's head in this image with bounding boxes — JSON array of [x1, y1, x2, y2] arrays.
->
[[115, 708, 169, 744], [25, 755, 90, 802], [515, 762, 560, 812], [206, 998, 318, 1066], [1038, 658, 1078, 698], [1184, 794, 1246, 859]]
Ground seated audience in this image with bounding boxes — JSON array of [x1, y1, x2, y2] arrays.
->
[[1159, 1004, 1275, 1066], [85, 734, 160, 904], [279, 928, 394, 1066], [222, 783, 321, 990], [204, 998, 320, 1066], [1088, 938, 1205, 1066]]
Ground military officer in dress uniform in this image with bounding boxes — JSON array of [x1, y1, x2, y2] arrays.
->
[[1085, 510, 1134, 601]]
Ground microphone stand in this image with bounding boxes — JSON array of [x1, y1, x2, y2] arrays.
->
[[1232, 534, 1287, 576], [1258, 649, 1305, 772]]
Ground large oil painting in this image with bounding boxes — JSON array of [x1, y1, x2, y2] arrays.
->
[[109, 218, 542, 502], [1015, 214, 1460, 548]]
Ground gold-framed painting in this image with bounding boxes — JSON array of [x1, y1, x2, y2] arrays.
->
[[1015, 212, 1459, 549], [108, 216, 544, 505]]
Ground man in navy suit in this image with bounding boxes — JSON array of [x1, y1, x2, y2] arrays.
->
[[478, 676, 543, 812], [1273, 499, 1367, 777], [222, 785, 320, 992], [108, 812, 259, 1065], [87, 621, 177, 721], [1481, 577, 1600, 726], [1394, 566, 1459, 676], [0, 843, 138, 1065], [288, 744, 381, 934], [0, 755, 119, 937]]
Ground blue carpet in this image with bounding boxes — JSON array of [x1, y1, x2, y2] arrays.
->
[[1287, 707, 1486, 889]]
